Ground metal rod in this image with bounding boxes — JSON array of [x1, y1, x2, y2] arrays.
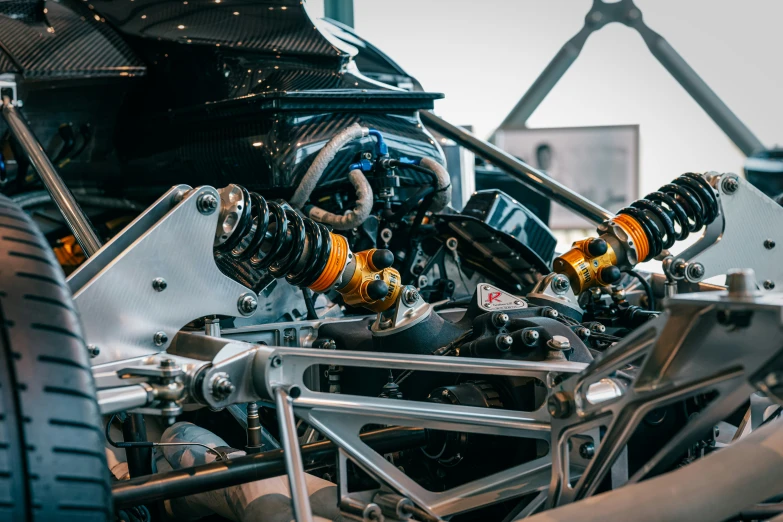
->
[[122, 414, 152, 479], [420, 111, 613, 225], [1, 96, 102, 255], [634, 23, 764, 157], [113, 426, 426, 509], [275, 386, 313, 522]]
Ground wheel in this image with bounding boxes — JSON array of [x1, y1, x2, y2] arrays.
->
[[0, 194, 111, 520]]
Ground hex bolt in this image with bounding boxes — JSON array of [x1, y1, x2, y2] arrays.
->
[[764, 280, 776, 290], [160, 358, 175, 368], [492, 312, 510, 328], [522, 329, 540, 346], [544, 308, 559, 319], [197, 193, 219, 214], [496, 334, 513, 351], [152, 277, 168, 292], [765, 239, 776, 250], [154, 331, 168, 346], [87, 344, 100, 358], [721, 176, 739, 194], [547, 391, 572, 419], [551, 274, 570, 294], [237, 293, 258, 316], [579, 442, 595, 459], [547, 335, 571, 351], [687, 262, 705, 280], [271, 355, 283, 368]]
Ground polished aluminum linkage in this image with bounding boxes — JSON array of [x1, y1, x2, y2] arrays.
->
[[192, 338, 587, 520], [0, 81, 103, 255], [545, 270, 783, 508]]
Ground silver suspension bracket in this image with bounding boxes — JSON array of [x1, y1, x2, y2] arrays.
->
[[69, 185, 257, 365]]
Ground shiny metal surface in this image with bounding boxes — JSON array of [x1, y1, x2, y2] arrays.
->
[[1, 95, 103, 255], [97, 384, 154, 414], [276, 386, 314, 522], [70, 185, 256, 364], [676, 174, 783, 289], [546, 288, 783, 508], [420, 111, 613, 225]]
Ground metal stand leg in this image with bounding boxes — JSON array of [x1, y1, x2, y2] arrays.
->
[[496, 0, 765, 157], [0, 94, 103, 255], [275, 386, 313, 522]]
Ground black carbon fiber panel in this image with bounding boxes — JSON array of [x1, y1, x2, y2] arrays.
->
[[84, 0, 346, 58], [0, 1, 145, 78]]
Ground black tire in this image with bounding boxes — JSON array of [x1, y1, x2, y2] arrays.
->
[[0, 194, 111, 521]]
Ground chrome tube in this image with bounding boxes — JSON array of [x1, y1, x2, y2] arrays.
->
[[1, 96, 102, 255], [419, 110, 614, 225], [275, 386, 313, 522]]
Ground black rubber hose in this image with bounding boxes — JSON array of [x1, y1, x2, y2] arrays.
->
[[623, 269, 656, 311]]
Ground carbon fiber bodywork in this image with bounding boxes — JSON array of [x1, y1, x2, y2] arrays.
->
[[0, 0, 444, 198]]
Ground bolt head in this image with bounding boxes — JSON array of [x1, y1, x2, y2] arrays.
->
[[238, 293, 258, 316], [590, 322, 606, 333], [544, 308, 559, 318], [197, 193, 219, 214], [211, 374, 235, 400], [764, 280, 776, 290], [154, 331, 168, 346], [548, 335, 571, 350], [765, 239, 776, 250], [152, 277, 167, 292], [87, 344, 100, 358], [579, 442, 595, 459], [687, 263, 705, 280], [271, 355, 283, 368], [547, 392, 572, 419]]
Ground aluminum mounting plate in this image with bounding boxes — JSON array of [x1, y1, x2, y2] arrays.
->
[[69, 185, 256, 365]]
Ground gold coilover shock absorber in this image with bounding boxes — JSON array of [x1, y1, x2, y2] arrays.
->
[[212, 184, 402, 312], [553, 173, 720, 294]]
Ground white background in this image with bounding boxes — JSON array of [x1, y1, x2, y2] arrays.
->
[[307, 0, 783, 198]]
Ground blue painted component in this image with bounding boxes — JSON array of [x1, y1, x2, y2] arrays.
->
[[368, 128, 388, 156], [349, 158, 373, 172]]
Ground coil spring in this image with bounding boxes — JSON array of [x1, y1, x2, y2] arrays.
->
[[617, 173, 719, 262], [214, 186, 333, 288]]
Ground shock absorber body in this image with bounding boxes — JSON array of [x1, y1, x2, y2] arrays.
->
[[554, 173, 720, 294], [212, 185, 401, 312]]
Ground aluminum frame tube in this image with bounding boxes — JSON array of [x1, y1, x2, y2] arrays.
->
[[419, 110, 613, 225], [1, 96, 103, 255]]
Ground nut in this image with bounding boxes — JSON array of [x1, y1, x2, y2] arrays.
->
[[721, 176, 740, 194], [551, 274, 570, 294], [522, 329, 540, 345], [197, 193, 219, 214], [547, 391, 573, 418], [579, 442, 595, 459], [687, 262, 705, 280], [492, 312, 510, 328], [544, 308, 559, 319], [402, 286, 420, 306], [210, 373, 235, 400], [496, 334, 513, 351], [238, 293, 258, 316]]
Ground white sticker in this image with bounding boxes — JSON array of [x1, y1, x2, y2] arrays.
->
[[477, 284, 527, 311]]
